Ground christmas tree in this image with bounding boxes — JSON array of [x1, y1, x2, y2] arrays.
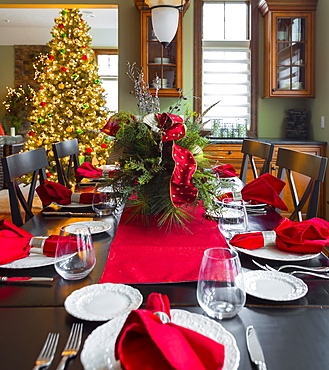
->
[[25, 8, 111, 182]]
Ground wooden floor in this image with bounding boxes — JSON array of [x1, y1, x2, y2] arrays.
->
[[0, 185, 42, 223]]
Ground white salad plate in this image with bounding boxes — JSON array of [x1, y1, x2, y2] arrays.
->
[[233, 244, 320, 262], [64, 283, 143, 321], [244, 270, 308, 301], [65, 221, 111, 235], [80, 309, 240, 370]]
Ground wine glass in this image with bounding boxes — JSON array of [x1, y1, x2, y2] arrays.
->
[[54, 224, 96, 280], [92, 183, 119, 216], [197, 247, 245, 320]]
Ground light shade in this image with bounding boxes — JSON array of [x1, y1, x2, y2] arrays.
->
[[145, 0, 183, 47], [151, 7, 179, 47]]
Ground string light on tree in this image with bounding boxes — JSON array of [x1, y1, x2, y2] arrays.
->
[[26, 8, 112, 183]]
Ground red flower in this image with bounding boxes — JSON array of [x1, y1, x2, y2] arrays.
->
[[49, 55, 54, 61], [29, 131, 35, 136], [82, 54, 88, 60], [40, 102, 46, 107], [101, 143, 107, 148], [39, 87, 45, 90], [85, 148, 92, 154], [60, 67, 67, 72], [58, 23, 64, 28]]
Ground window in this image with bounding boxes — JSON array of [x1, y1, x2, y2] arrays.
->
[[194, 0, 258, 137], [94, 49, 118, 112]]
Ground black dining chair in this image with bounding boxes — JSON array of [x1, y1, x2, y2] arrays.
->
[[275, 147, 328, 221], [239, 139, 275, 183], [52, 138, 80, 188], [1, 148, 49, 227]]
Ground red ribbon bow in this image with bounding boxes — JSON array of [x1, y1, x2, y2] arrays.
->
[[158, 113, 198, 207]]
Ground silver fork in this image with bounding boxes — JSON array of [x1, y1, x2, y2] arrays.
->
[[56, 323, 83, 370], [252, 260, 329, 279], [32, 332, 60, 370]]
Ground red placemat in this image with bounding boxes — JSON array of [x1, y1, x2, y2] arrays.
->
[[99, 206, 227, 284]]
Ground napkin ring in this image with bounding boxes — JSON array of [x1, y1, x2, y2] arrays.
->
[[29, 236, 48, 254], [154, 311, 171, 324], [262, 231, 276, 246], [71, 193, 81, 203]]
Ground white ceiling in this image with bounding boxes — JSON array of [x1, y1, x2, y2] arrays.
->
[[0, 8, 118, 46]]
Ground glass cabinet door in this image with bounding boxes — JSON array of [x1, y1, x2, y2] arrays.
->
[[269, 11, 315, 98], [141, 12, 182, 97], [276, 16, 306, 91]]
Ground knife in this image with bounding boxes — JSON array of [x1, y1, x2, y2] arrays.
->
[[0, 277, 54, 282], [42, 212, 96, 217], [246, 326, 267, 370]]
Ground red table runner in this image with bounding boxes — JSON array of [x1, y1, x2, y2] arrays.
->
[[99, 206, 227, 284]]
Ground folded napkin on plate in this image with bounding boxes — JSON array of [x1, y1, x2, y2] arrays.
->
[[75, 162, 103, 182], [36, 180, 99, 206], [219, 173, 288, 210], [212, 164, 238, 178], [230, 217, 329, 254], [115, 293, 225, 370], [0, 219, 65, 264]]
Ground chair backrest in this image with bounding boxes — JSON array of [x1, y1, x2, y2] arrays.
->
[[275, 147, 328, 221], [52, 139, 80, 188], [239, 140, 274, 183], [1, 148, 49, 226]]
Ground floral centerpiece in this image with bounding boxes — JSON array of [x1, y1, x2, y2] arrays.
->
[[103, 63, 220, 230]]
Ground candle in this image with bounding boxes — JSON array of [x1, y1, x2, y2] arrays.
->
[[10, 127, 15, 136]]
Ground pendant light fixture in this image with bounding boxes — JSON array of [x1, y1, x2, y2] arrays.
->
[[145, 0, 185, 48]]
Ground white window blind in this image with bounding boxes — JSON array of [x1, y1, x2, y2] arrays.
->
[[202, 1, 250, 135]]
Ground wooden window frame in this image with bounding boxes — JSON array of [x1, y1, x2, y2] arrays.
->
[[193, 0, 259, 138]]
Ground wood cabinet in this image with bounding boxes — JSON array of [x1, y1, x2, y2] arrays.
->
[[204, 141, 326, 219], [133, 6, 183, 97], [258, 0, 317, 98]]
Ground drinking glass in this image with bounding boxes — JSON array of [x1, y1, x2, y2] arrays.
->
[[218, 199, 249, 240], [55, 224, 96, 280], [197, 247, 245, 319], [92, 184, 119, 216]]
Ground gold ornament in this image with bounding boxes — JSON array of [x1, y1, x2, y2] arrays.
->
[[48, 151, 54, 157], [66, 126, 73, 133], [58, 83, 65, 89]]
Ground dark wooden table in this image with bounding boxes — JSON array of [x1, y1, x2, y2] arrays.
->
[[0, 208, 329, 369]]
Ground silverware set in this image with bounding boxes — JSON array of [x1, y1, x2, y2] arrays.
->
[[32, 323, 83, 370], [253, 259, 329, 279]]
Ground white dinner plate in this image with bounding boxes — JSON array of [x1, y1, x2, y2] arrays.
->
[[233, 243, 320, 262], [64, 283, 143, 321], [80, 309, 240, 370], [0, 253, 67, 269], [244, 270, 308, 301], [53, 202, 95, 209], [65, 221, 111, 235]]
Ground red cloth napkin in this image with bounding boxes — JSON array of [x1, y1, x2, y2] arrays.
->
[[75, 162, 103, 182], [0, 219, 58, 264], [115, 293, 225, 370], [219, 173, 288, 210], [36, 180, 98, 206], [230, 217, 329, 254], [212, 164, 238, 178]]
